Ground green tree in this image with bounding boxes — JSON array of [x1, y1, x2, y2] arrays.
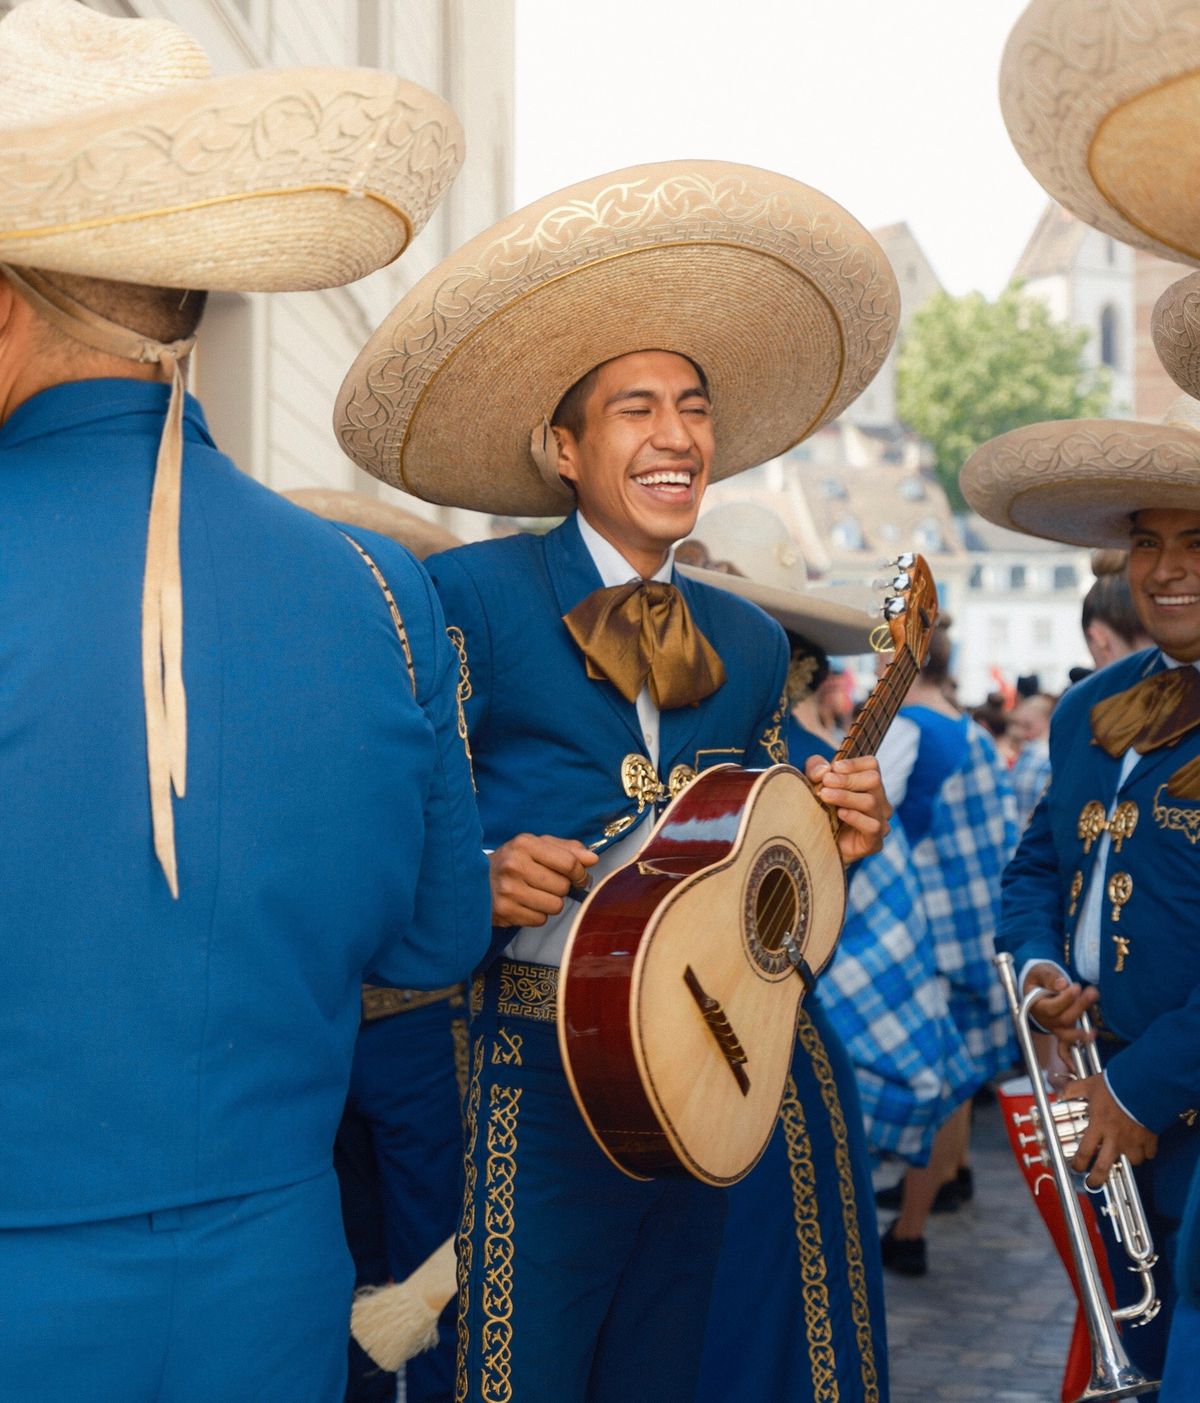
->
[[895, 284, 1110, 511]]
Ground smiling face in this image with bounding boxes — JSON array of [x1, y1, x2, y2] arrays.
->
[[1127, 508, 1200, 662], [552, 350, 714, 577]]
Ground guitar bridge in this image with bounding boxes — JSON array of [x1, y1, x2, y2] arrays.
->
[[683, 965, 750, 1096]]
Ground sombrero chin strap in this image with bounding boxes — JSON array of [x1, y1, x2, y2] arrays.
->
[[2, 264, 195, 898]]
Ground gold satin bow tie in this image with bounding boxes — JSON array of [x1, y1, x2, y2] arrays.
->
[[562, 579, 726, 710], [1090, 665, 1200, 761]]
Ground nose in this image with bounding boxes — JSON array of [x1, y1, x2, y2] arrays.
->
[[1148, 546, 1187, 585], [651, 407, 694, 453]]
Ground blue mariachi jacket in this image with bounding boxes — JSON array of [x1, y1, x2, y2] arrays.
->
[[0, 379, 490, 1226], [427, 513, 790, 962], [998, 650, 1200, 1211]]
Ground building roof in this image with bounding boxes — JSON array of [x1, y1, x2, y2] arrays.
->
[[1012, 201, 1087, 285]]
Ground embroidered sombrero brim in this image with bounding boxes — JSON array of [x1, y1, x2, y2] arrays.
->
[[1153, 272, 1200, 400], [1001, 0, 1200, 266], [0, 66, 463, 292], [677, 565, 876, 656], [283, 488, 462, 559], [334, 160, 899, 516], [960, 411, 1200, 549]]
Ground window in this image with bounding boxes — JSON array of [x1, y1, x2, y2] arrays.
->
[[1010, 564, 1027, 590], [898, 476, 926, 501], [912, 516, 944, 552], [830, 517, 865, 551], [1100, 304, 1119, 368], [821, 477, 848, 500], [1053, 564, 1078, 590], [1105, 237, 1117, 266], [969, 564, 984, 590]]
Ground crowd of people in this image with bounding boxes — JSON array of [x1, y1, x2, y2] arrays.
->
[[2, 2, 1199, 1402]]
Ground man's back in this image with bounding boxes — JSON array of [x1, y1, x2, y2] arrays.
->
[[0, 379, 488, 1225]]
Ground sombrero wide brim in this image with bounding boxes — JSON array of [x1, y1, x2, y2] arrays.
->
[[678, 564, 876, 656], [960, 416, 1200, 549], [1001, 0, 1200, 266], [335, 160, 899, 516], [0, 67, 463, 292], [283, 488, 462, 559], [1153, 272, 1200, 399]]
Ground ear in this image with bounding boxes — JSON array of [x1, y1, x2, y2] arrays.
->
[[550, 422, 582, 486]]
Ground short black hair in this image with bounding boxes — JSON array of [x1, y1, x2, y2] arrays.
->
[[550, 352, 710, 440]]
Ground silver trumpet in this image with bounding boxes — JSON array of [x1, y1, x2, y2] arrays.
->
[[995, 952, 1160, 1402]]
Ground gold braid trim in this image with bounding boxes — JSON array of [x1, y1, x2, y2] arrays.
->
[[339, 532, 416, 695], [454, 1037, 484, 1403], [797, 1011, 880, 1403], [760, 687, 790, 765], [480, 1080, 521, 1403], [779, 1072, 839, 1402], [445, 625, 476, 787]]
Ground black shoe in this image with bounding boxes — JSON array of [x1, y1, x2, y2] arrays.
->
[[880, 1224, 927, 1277], [955, 1165, 974, 1205]]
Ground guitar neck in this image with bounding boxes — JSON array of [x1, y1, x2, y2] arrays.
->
[[834, 647, 919, 766]]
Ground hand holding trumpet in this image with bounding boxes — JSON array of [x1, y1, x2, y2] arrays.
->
[[1022, 963, 1158, 1187]]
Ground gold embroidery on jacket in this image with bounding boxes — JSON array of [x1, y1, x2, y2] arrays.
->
[[491, 1028, 524, 1066], [480, 1083, 520, 1403], [496, 961, 558, 1023], [760, 688, 790, 765], [798, 1011, 881, 1403], [1153, 783, 1200, 845], [445, 625, 475, 786], [778, 1072, 838, 1401], [454, 1038, 484, 1402]]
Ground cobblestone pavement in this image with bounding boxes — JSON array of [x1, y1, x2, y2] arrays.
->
[[879, 1094, 1076, 1403]]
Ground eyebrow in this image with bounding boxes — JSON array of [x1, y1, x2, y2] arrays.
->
[[601, 384, 710, 409]]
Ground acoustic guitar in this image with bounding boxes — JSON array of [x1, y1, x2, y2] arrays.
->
[[557, 554, 938, 1185]]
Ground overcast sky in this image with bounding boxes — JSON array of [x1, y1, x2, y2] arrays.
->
[[514, 0, 1047, 299]]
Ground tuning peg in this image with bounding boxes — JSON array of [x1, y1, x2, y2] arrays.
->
[[883, 596, 907, 621], [891, 571, 912, 593], [895, 552, 916, 570]]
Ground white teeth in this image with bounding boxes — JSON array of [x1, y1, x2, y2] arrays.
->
[[635, 471, 691, 487], [1153, 595, 1200, 605]]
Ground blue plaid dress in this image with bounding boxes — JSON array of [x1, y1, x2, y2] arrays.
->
[[820, 820, 980, 1167], [909, 718, 1019, 1085]]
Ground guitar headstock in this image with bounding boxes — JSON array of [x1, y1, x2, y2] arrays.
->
[[879, 553, 939, 668]]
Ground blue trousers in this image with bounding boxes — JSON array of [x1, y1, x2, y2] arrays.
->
[[0, 1170, 352, 1403], [336, 993, 468, 1403], [456, 963, 726, 1403], [697, 999, 889, 1403]]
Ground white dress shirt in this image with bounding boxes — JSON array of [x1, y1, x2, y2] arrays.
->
[[505, 515, 674, 968]]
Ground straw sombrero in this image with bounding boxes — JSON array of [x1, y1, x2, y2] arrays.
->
[[283, 488, 462, 559], [1000, 0, 1200, 266], [960, 397, 1200, 550], [678, 503, 877, 655], [335, 160, 899, 517], [1153, 272, 1200, 400], [0, 0, 465, 899], [0, 0, 463, 290]]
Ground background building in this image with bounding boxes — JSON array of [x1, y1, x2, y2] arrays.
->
[[6, 0, 516, 540]]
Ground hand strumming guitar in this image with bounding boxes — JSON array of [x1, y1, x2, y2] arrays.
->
[[489, 833, 600, 927], [805, 754, 891, 864]]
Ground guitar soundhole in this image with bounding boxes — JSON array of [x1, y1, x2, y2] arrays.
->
[[743, 844, 811, 976], [755, 868, 799, 952]]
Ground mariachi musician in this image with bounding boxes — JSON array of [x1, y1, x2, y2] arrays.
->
[[335, 160, 895, 1402], [960, 388, 1200, 1380]]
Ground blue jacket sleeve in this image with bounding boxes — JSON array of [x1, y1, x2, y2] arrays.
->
[[1106, 985, 1200, 1134], [996, 786, 1064, 968], [363, 549, 491, 988]]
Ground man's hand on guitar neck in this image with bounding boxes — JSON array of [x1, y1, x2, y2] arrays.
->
[[489, 833, 600, 927], [805, 755, 891, 864]]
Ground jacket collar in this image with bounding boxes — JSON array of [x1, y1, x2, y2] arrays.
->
[[0, 378, 214, 452]]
